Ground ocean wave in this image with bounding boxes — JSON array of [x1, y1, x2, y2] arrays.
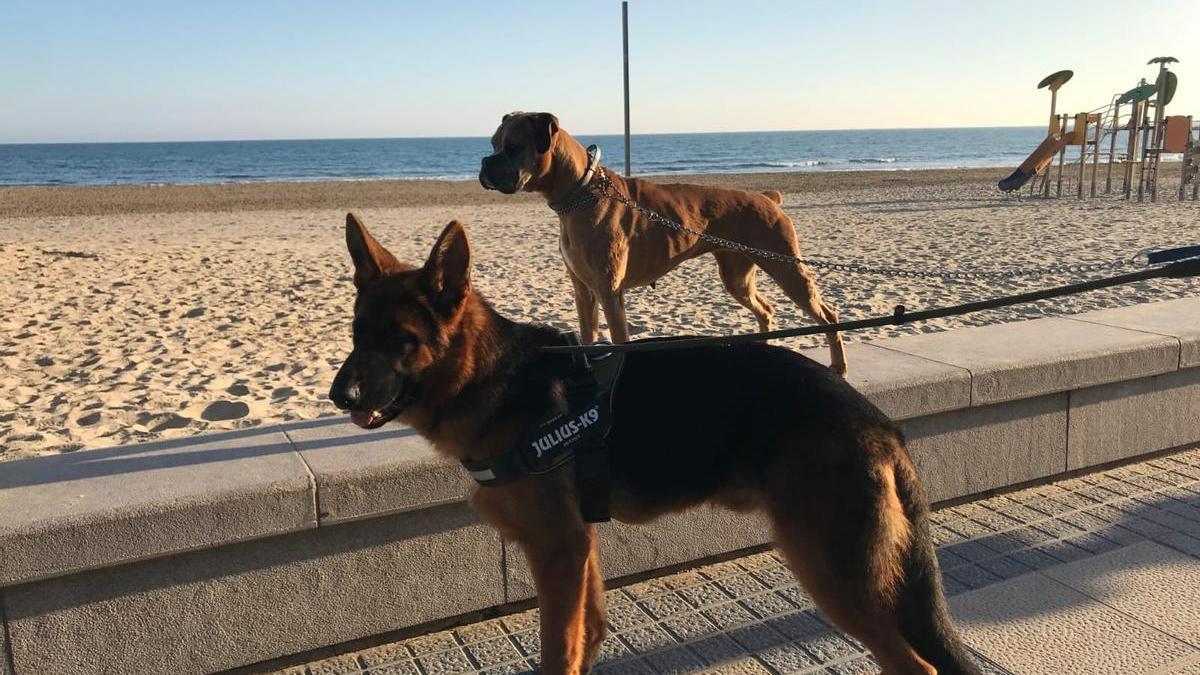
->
[[847, 157, 897, 164]]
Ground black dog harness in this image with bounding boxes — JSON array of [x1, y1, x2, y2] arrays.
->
[[460, 332, 623, 523]]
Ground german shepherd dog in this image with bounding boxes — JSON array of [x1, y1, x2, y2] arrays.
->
[[329, 214, 980, 675]]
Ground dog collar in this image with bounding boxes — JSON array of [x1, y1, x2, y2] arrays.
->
[[549, 145, 603, 214]]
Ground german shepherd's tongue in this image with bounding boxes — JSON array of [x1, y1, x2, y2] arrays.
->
[[349, 410, 377, 429]]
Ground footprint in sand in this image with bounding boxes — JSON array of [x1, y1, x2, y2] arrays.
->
[[134, 412, 192, 433], [226, 383, 250, 396], [200, 400, 250, 422]]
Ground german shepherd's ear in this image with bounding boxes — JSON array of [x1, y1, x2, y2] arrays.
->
[[423, 220, 471, 308], [345, 212, 401, 288], [530, 112, 559, 154]]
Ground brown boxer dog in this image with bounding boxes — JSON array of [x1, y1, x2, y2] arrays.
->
[[479, 111, 847, 375]]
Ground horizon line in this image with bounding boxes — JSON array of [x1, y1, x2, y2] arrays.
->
[[1, 124, 1045, 147]]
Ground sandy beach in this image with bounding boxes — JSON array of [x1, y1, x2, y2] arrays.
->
[[1, 167, 1196, 461]]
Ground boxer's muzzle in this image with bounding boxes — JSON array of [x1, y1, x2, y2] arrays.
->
[[479, 154, 520, 194]]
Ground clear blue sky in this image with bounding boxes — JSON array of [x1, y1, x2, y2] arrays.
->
[[2, 0, 1197, 143]]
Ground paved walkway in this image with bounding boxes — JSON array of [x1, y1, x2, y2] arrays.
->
[[273, 447, 1200, 675]]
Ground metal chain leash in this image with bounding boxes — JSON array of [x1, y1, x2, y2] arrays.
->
[[587, 168, 1144, 281]]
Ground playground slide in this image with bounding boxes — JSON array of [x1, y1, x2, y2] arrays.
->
[[998, 134, 1071, 192]]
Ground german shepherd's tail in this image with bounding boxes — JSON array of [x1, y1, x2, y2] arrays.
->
[[892, 456, 983, 675]]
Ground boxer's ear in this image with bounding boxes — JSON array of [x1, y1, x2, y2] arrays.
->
[[531, 112, 559, 154]]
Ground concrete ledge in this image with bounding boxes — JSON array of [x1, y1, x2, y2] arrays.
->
[[878, 316, 1179, 405], [1069, 296, 1200, 368], [0, 427, 316, 586], [4, 299, 1200, 673], [801, 343, 971, 420], [284, 418, 473, 525], [902, 394, 1068, 503], [1067, 367, 1200, 470], [3, 504, 503, 675]]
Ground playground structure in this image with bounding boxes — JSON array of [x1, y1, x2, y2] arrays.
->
[[999, 57, 1199, 201]]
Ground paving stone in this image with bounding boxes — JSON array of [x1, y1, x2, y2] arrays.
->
[[644, 646, 705, 674], [607, 602, 656, 632], [702, 560, 750, 580], [952, 572, 1197, 674], [944, 540, 998, 564], [825, 656, 879, 674], [757, 642, 821, 673], [617, 624, 676, 654], [680, 582, 734, 609], [360, 644, 415, 669], [749, 565, 796, 589], [690, 634, 747, 665], [995, 503, 1046, 525], [1037, 539, 1092, 564], [364, 660, 421, 675], [455, 621, 508, 646], [946, 564, 1004, 590], [728, 622, 788, 652], [596, 657, 655, 675], [307, 654, 363, 675], [942, 517, 993, 539], [976, 555, 1033, 581], [639, 593, 694, 620], [464, 637, 524, 669], [597, 636, 634, 663], [1044, 542, 1200, 645], [936, 547, 971, 569], [703, 602, 759, 631], [661, 612, 722, 642], [701, 656, 773, 675], [940, 573, 971, 596], [1005, 547, 1065, 572], [476, 661, 530, 675], [738, 591, 798, 619], [416, 648, 475, 675], [499, 610, 539, 635], [1064, 532, 1123, 555], [405, 632, 460, 656], [1032, 518, 1087, 539], [1025, 497, 1074, 517], [795, 633, 861, 665], [507, 630, 539, 658], [772, 611, 829, 640], [975, 532, 1026, 555], [775, 586, 815, 610], [715, 574, 768, 599], [1004, 525, 1056, 547]]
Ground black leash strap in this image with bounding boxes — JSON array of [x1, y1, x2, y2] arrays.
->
[[541, 253, 1200, 357]]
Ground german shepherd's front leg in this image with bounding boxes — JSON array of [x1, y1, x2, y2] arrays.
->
[[580, 534, 608, 670], [473, 480, 602, 675], [520, 524, 595, 675]]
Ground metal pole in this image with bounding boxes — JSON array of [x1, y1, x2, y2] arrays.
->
[[622, 1, 631, 177]]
